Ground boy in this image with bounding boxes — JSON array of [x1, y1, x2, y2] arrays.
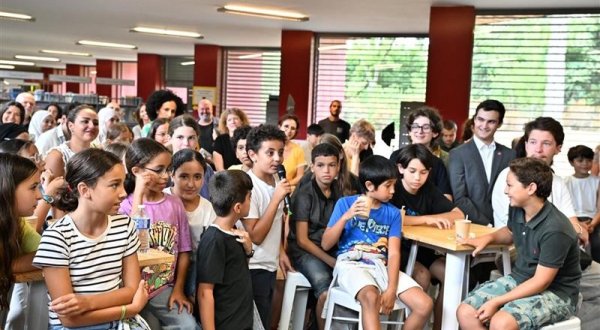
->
[[565, 145, 600, 261], [302, 123, 324, 166], [229, 125, 253, 172], [458, 158, 581, 330], [197, 170, 255, 330], [440, 120, 460, 152], [288, 143, 341, 330], [322, 155, 433, 330], [242, 124, 293, 329]]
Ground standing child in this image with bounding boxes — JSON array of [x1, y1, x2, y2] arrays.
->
[[242, 124, 293, 329], [165, 149, 217, 301], [32, 149, 149, 329], [565, 145, 600, 262], [322, 155, 433, 330], [229, 125, 253, 172], [119, 138, 199, 330], [197, 170, 255, 330]]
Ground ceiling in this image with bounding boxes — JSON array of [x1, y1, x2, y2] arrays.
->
[[1, 0, 598, 69]]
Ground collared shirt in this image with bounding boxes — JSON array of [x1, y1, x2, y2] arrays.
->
[[472, 135, 496, 183], [35, 125, 67, 158]]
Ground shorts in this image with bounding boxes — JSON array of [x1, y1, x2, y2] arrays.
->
[[292, 250, 334, 298], [463, 275, 575, 330], [335, 261, 421, 300]]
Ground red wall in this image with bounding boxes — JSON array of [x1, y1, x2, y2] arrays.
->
[[96, 59, 115, 98], [194, 44, 221, 87], [137, 54, 164, 102], [65, 64, 82, 93]]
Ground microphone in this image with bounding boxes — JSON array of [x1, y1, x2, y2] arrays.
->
[[276, 165, 292, 215]]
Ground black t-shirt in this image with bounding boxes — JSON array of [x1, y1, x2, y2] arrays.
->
[[294, 171, 362, 198], [213, 134, 241, 169], [318, 118, 351, 143], [196, 225, 253, 330], [390, 146, 452, 196], [199, 123, 216, 154]]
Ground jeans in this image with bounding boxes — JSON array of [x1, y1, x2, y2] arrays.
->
[[139, 286, 200, 330], [250, 269, 276, 330], [291, 251, 333, 298], [6, 281, 49, 330]]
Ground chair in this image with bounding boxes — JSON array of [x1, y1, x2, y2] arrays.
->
[[540, 316, 581, 330], [278, 271, 312, 330], [324, 287, 406, 330]]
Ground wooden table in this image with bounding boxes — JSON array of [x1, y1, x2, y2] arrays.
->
[[402, 224, 512, 330]]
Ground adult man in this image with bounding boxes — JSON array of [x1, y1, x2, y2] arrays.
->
[[197, 99, 218, 160], [15, 92, 36, 124], [318, 100, 350, 143], [449, 100, 515, 226], [440, 120, 460, 152], [35, 108, 71, 156]]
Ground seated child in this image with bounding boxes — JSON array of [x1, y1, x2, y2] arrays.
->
[[197, 170, 255, 330], [458, 158, 582, 330], [302, 123, 324, 166], [322, 155, 433, 330], [565, 145, 600, 262], [228, 125, 253, 172], [288, 143, 341, 330]]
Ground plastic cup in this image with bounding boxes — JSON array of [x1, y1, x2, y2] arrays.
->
[[356, 195, 373, 219], [455, 220, 472, 240]]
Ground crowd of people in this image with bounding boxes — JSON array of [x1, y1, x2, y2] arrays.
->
[[1, 91, 599, 330]]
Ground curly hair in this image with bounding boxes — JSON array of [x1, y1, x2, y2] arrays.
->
[[217, 108, 251, 135], [406, 107, 443, 148], [145, 90, 185, 121], [246, 124, 286, 154]]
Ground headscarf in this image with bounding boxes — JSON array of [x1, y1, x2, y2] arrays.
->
[[97, 107, 118, 143], [0, 123, 28, 141], [28, 110, 51, 141]]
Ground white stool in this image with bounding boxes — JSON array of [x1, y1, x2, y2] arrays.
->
[[324, 287, 406, 330], [278, 272, 312, 330], [540, 316, 581, 330]]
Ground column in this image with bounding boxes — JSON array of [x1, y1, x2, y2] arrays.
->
[[96, 59, 116, 99], [65, 64, 83, 93], [137, 54, 164, 102], [194, 44, 222, 117]]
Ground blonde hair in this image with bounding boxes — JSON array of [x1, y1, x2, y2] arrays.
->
[[350, 119, 376, 145], [217, 108, 251, 135]]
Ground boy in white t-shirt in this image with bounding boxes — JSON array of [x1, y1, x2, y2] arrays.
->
[[241, 124, 292, 329]]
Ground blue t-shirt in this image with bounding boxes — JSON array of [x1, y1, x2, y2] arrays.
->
[[327, 195, 402, 263]]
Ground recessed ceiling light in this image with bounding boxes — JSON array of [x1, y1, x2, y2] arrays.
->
[[77, 40, 137, 50], [131, 27, 203, 39], [40, 50, 92, 57], [0, 60, 35, 66], [0, 11, 35, 22], [217, 5, 309, 22], [0, 65, 15, 70], [180, 61, 195, 66], [15, 55, 60, 62]]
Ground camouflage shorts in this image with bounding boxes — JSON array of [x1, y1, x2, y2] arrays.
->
[[463, 276, 575, 330]]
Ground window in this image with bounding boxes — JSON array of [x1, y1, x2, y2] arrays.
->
[[470, 13, 600, 175], [223, 49, 281, 125], [313, 35, 429, 136]]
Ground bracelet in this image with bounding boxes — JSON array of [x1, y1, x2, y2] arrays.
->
[[246, 249, 255, 258], [119, 305, 127, 321], [576, 222, 583, 237]]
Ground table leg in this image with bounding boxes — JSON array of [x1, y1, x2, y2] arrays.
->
[[502, 247, 512, 275], [442, 251, 469, 330], [406, 241, 419, 277]]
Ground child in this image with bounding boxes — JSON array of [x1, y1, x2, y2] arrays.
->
[[148, 118, 170, 146], [288, 143, 341, 330], [105, 123, 134, 145], [32, 149, 149, 329], [302, 123, 324, 166], [565, 145, 600, 262], [242, 124, 292, 329], [322, 155, 433, 330], [165, 149, 217, 301], [119, 138, 199, 329], [229, 125, 253, 171], [458, 158, 581, 330], [197, 170, 255, 330]]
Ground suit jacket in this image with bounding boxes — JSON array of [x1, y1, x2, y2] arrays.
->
[[448, 139, 515, 226]]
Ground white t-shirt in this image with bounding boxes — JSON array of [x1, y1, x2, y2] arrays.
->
[[36, 125, 67, 158], [564, 175, 600, 219], [492, 167, 576, 227], [243, 170, 284, 272]]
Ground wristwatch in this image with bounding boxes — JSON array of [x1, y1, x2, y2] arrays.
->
[[42, 195, 55, 205], [246, 249, 255, 258]]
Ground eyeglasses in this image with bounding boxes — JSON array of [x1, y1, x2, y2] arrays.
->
[[410, 124, 432, 133], [144, 167, 169, 177], [27, 153, 43, 163]]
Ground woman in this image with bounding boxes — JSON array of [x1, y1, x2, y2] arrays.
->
[[132, 103, 149, 140], [278, 114, 306, 188], [45, 103, 63, 123], [0, 101, 25, 125], [28, 110, 56, 141], [141, 90, 185, 137], [343, 119, 376, 176], [96, 106, 120, 144], [213, 108, 250, 171]]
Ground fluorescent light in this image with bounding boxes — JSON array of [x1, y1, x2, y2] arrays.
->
[[0, 65, 15, 69], [238, 53, 262, 60], [218, 5, 309, 22], [40, 50, 91, 57], [77, 40, 137, 50], [90, 71, 97, 74], [0, 60, 35, 66], [15, 55, 60, 62], [0, 11, 35, 22], [131, 27, 203, 39], [3, 81, 9, 85], [180, 61, 195, 66]]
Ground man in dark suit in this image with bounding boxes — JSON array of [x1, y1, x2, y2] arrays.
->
[[448, 100, 516, 226]]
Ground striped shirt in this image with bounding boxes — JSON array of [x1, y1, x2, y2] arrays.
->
[[33, 214, 140, 326]]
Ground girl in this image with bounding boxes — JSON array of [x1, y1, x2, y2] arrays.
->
[[164, 149, 216, 301], [213, 108, 250, 171], [29, 110, 57, 141], [33, 149, 149, 329], [229, 125, 253, 171], [119, 138, 198, 329], [105, 123, 134, 146], [45, 103, 63, 123], [343, 119, 375, 176], [278, 114, 307, 188], [148, 118, 170, 146]]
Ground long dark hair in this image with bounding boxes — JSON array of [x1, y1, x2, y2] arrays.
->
[[0, 154, 38, 309], [124, 138, 171, 194], [54, 149, 122, 212]]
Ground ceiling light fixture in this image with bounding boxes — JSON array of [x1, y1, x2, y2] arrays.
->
[[0, 11, 35, 22], [3, 81, 9, 85], [180, 61, 195, 66], [90, 71, 97, 74], [131, 27, 203, 39], [217, 5, 309, 22], [40, 50, 91, 57], [77, 40, 137, 50], [15, 55, 60, 62], [0, 65, 15, 69], [0, 60, 35, 66]]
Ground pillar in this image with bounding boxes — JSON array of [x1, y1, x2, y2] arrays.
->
[[137, 54, 164, 102]]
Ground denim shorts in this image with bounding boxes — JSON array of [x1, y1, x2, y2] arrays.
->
[[292, 251, 334, 298], [463, 275, 575, 330]]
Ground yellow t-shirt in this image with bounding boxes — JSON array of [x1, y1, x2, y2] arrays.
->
[[20, 217, 41, 254], [283, 142, 307, 182]]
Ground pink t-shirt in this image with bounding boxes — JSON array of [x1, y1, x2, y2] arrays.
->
[[120, 193, 192, 298]]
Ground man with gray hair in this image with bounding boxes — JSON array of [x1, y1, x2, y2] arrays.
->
[[15, 92, 36, 124], [197, 98, 217, 162]]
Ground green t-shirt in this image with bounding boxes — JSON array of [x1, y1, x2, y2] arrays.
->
[[20, 217, 41, 254]]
